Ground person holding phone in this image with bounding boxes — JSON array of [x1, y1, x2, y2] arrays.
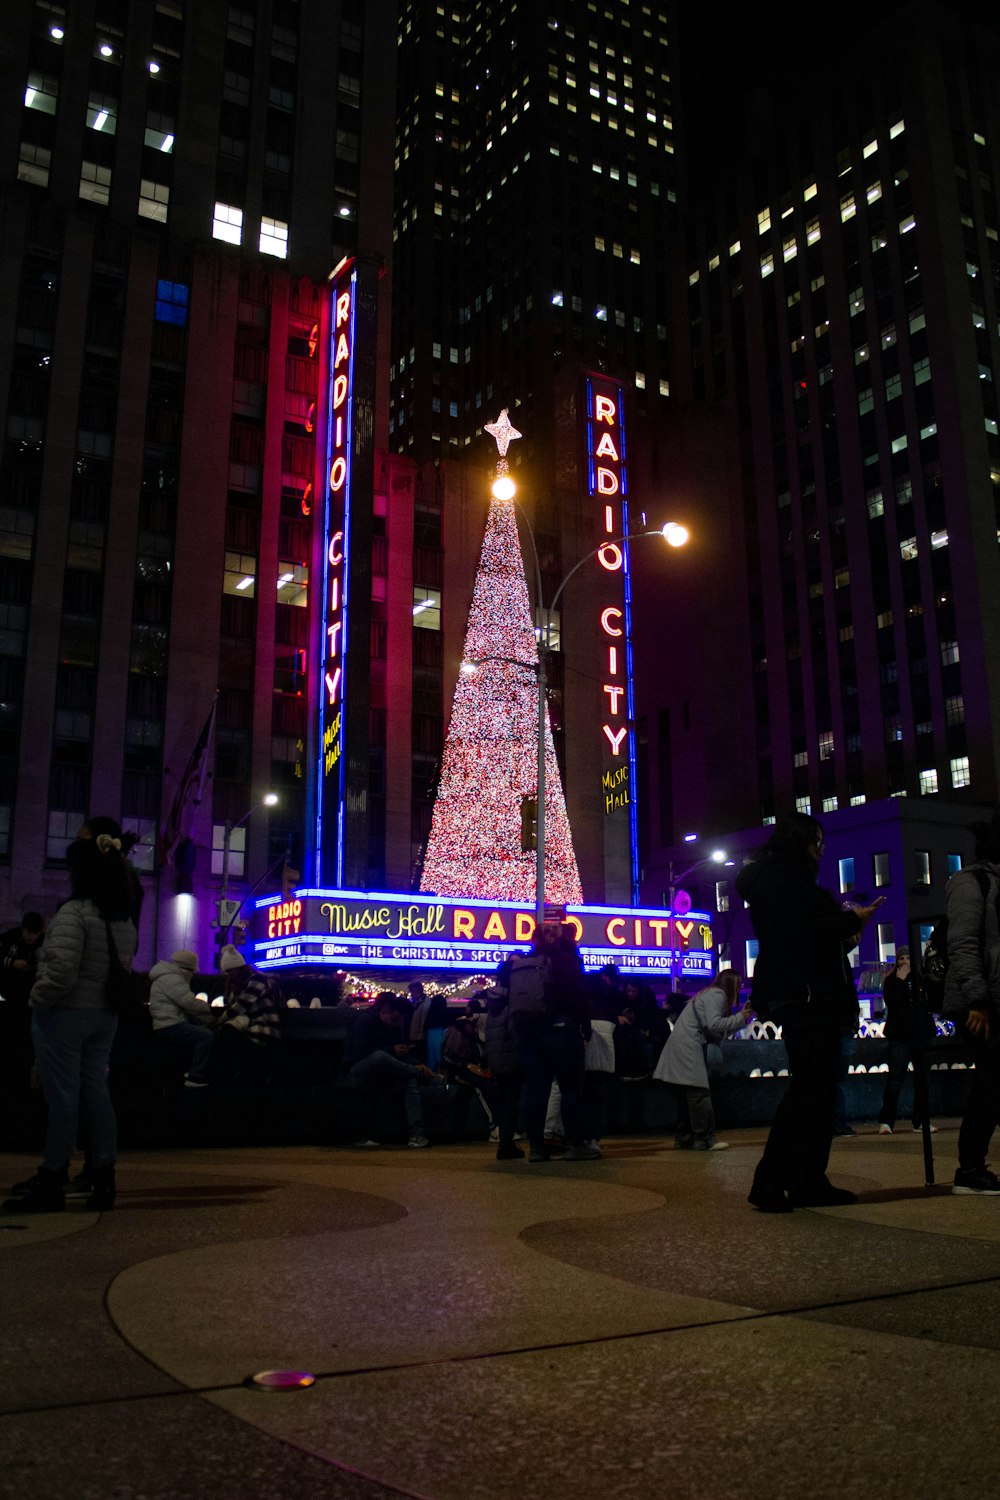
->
[[736, 813, 883, 1213]]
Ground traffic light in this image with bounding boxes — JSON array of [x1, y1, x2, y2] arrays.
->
[[519, 796, 538, 852]]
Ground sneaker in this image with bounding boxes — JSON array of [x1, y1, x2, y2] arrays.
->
[[184, 1076, 209, 1089], [64, 1170, 95, 1201], [2, 1168, 66, 1215], [564, 1144, 602, 1161], [353, 1139, 381, 1148], [408, 1135, 430, 1149], [833, 1127, 858, 1137], [878, 1124, 893, 1135], [953, 1168, 1000, 1195], [488, 1126, 500, 1143], [495, 1145, 525, 1161], [528, 1147, 551, 1163], [912, 1124, 939, 1134], [693, 1140, 729, 1152]]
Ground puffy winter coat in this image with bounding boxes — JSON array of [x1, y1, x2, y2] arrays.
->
[[942, 861, 1000, 1017], [29, 898, 136, 1014], [484, 993, 520, 1077], [148, 959, 214, 1031]]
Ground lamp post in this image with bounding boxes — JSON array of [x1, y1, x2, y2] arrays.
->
[[664, 848, 726, 994], [218, 792, 278, 940]]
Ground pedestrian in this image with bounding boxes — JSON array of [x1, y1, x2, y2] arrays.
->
[[148, 949, 218, 1088], [2, 829, 136, 1213], [214, 944, 285, 1083], [941, 811, 1000, 1194], [346, 991, 442, 1147], [736, 812, 883, 1213], [653, 970, 751, 1150], [484, 983, 524, 1160], [876, 948, 937, 1136], [509, 923, 598, 1162]]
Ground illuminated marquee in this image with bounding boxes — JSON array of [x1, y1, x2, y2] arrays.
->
[[317, 263, 357, 885], [252, 888, 714, 979], [586, 376, 639, 898]]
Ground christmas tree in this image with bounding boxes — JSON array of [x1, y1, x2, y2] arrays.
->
[[420, 417, 582, 905]]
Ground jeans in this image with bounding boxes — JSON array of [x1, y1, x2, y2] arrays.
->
[[513, 1016, 586, 1149], [31, 1007, 118, 1171], [752, 1004, 841, 1195], [155, 1022, 215, 1083], [350, 1049, 425, 1137], [958, 1034, 1000, 1172]]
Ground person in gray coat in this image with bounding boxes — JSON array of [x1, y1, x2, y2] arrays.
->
[[3, 828, 137, 1214], [942, 811, 1000, 1195], [653, 971, 750, 1150], [484, 985, 524, 1160], [149, 949, 217, 1087]]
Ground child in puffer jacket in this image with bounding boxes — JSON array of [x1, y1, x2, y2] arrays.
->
[[148, 949, 217, 1087]]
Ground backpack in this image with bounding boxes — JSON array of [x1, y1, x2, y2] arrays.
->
[[921, 868, 989, 1012], [507, 952, 551, 1015]]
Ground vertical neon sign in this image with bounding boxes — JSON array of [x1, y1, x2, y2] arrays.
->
[[587, 376, 640, 903], [317, 264, 357, 888]]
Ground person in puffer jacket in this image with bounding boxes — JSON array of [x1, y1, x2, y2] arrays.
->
[[149, 949, 216, 1088], [3, 826, 136, 1215]]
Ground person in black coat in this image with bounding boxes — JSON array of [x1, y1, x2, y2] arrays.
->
[[736, 812, 883, 1212], [876, 949, 937, 1134]]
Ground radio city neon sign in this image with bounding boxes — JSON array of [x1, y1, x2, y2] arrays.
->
[[587, 382, 631, 762], [321, 274, 355, 786]]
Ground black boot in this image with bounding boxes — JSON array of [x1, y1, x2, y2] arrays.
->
[[2, 1167, 66, 1214], [85, 1165, 116, 1212]]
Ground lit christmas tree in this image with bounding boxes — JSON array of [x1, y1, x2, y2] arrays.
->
[[420, 415, 582, 905]]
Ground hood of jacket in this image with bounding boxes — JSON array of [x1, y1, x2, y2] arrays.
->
[[150, 959, 187, 981]]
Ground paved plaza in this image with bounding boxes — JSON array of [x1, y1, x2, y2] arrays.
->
[[2, 1125, 999, 1499]]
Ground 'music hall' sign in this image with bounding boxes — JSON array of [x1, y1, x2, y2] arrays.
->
[[252, 888, 715, 979]]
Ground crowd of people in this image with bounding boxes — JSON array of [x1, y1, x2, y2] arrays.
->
[[4, 806, 1000, 1214]]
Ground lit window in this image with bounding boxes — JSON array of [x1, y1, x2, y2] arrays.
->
[[919, 769, 938, 795], [867, 488, 884, 518], [849, 795, 866, 806], [950, 755, 971, 789], [760, 253, 773, 277], [212, 823, 245, 878], [838, 858, 856, 894], [916, 850, 932, 885], [863, 138, 878, 157], [551, 290, 563, 306], [715, 881, 729, 913], [155, 280, 188, 325], [635, 372, 645, 389], [276, 562, 307, 607], [86, 96, 117, 134], [659, 379, 669, 397], [757, 207, 771, 234], [873, 851, 890, 887], [930, 528, 948, 549], [144, 124, 175, 153], [899, 215, 916, 234], [819, 732, 835, 761], [729, 239, 741, 255], [223, 552, 256, 597], [941, 639, 960, 665], [840, 193, 856, 221], [877, 923, 896, 964], [24, 72, 58, 114], [259, 217, 288, 258], [795, 796, 811, 814], [595, 305, 607, 321], [79, 161, 111, 205], [899, 537, 918, 560], [782, 236, 797, 262], [889, 119, 905, 138], [213, 201, 243, 245], [413, 586, 441, 630], [806, 217, 820, 244], [822, 796, 838, 813], [138, 179, 169, 221], [803, 182, 817, 200], [947, 853, 963, 875], [945, 695, 964, 725]]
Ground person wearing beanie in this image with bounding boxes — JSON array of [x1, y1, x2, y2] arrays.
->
[[149, 949, 217, 1087], [214, 945, 284, 1083]]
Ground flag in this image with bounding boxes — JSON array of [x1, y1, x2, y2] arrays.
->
[[159, 697, 218, 868]]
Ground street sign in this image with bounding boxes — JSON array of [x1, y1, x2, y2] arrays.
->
[[217, 898, 242, 927]]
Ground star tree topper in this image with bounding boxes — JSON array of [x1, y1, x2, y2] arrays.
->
[[485, 408, 522, 459]]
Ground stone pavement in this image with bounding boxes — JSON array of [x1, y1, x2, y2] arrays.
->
[[1, 1125, 999, 1500]]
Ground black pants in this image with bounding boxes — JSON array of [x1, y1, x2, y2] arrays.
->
[[958, 1034, 1000, 1172], [493, 1071, 522, 1149], [752, 1006, 841, 1195], [878, 1040, 927, 1129], [513, 1016, 585, 1150]]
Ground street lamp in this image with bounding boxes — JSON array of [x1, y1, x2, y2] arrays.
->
[[218, 793, 278, 939], [664, 848, 726, 994]]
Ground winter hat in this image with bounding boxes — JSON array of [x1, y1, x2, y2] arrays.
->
[[171, 949, 199, 971], [219, 944, 247, 972]]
